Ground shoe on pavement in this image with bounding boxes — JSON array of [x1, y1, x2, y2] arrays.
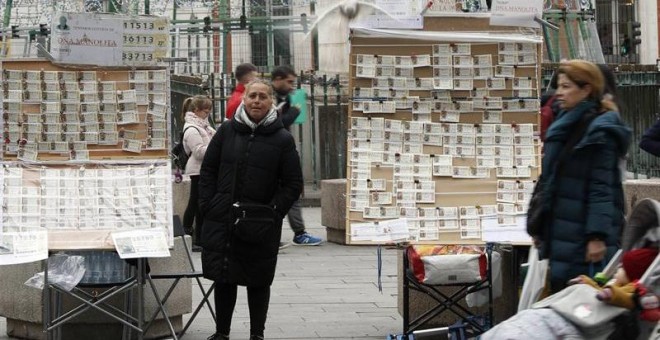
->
[[207, 333, 229, 340], [293, 232, 323, 246], [279, 241, 291, 250], [249, 336, 265, 340]]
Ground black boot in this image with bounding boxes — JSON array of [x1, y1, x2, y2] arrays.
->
[[249, 336, 264, 340], [207, 333, 229, 340]]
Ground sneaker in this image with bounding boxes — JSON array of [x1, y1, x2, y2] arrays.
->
[[279, 241, 291, 250], [207, 334, 229, 340], [293, 232, 323, 246]]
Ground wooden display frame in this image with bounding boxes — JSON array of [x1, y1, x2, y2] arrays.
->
[[0, 58, 173, 251], [345, 19, 543, 245], [1, 59, 169, 161]]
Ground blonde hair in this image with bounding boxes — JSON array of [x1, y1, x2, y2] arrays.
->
[[243, 79, 273, 98], [557, 60, 618, 113], [181, 95, 212, 119]]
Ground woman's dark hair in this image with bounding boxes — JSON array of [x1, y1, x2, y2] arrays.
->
[[596, 64, 623, 112], [597, 64, 617, 98]]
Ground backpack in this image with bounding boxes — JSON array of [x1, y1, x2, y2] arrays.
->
[[171, 126, 199, 172]]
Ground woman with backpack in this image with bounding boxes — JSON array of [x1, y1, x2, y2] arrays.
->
[[182, 95, 215, 251], [531, 60, 631, 293]]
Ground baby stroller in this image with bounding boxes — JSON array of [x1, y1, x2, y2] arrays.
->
[[482, 198, 659, 340]]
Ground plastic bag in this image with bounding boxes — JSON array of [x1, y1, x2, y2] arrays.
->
[[24, 253, 86, 291], [466, 251, 502, 307], [517, 245, 549, 312]]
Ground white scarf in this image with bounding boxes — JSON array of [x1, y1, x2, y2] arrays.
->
[[184, 111, 214, 136], [234, 103, 279, 130]]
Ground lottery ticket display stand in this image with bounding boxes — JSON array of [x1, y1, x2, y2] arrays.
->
[[0, 45, 185, 337], [346, 17, 542, 335]]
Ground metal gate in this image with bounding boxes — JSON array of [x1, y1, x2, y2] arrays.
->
[[170, 72, 348, 187]]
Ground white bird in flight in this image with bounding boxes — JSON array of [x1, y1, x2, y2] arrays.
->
[[305, 0, 398, 38]]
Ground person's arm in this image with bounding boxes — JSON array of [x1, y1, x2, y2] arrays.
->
[[270, 133, 303, 218], [225, 91, 242, 120], [198, 122, 226, 216], [279, 99, 300, 130], [585, 140, 621, 243], [184, 127, 209, 160], [639, 119, 660, 156]]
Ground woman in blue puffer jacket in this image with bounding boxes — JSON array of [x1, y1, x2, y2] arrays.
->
[[533, 60, 631, 293]]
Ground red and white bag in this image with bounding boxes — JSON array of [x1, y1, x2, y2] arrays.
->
[[407, 245, 487, 285]]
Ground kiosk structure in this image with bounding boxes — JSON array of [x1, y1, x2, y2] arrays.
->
[[0, 13, 194, 340]]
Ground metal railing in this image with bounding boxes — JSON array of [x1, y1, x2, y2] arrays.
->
[[170, 71, 347, 186]]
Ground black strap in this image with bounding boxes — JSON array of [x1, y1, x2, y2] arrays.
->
[[181, 125, 201, 156], [230, 133, 252, 204]]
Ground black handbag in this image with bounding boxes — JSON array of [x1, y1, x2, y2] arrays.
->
[[528, 109, 599, 238], [526, 179, 546, 237], [232, 202, 277, 245]]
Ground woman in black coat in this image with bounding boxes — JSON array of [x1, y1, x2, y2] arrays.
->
[[198, 79, 303, 340]]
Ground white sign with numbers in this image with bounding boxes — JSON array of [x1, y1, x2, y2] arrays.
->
[[50, 13, 169, 67], [122, 16, 170, 66]]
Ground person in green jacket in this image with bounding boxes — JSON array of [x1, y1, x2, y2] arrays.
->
[[535, 60, 631, 293]]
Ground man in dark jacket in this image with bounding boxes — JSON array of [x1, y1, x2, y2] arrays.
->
[[198, 79, 303, 340], [639, 119, 660, 157], [271, 65, 323, 246]]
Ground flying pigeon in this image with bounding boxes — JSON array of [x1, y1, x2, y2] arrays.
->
[[305, 0, 398, 38]]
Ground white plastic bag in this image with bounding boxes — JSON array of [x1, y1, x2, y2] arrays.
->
[[24, 253, 86, 291], [466, 251, 502, 307], [517, 245, 548, 312]]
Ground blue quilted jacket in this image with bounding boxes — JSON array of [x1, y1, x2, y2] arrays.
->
[[539, 100, 631, 287]]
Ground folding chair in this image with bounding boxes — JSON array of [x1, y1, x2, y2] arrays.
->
[[45, 251, 140, 340], [402, 243, 495, 338], [143, 215, 216, 339]]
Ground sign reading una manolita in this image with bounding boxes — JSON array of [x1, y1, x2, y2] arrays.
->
[[489, 0, 543, 29], [50, 12, 169, 67]]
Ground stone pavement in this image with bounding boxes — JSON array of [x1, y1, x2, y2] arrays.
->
[[0, 207, 403, 340]]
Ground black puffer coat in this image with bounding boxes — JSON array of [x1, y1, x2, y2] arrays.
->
[[198, 112, 302, 287]]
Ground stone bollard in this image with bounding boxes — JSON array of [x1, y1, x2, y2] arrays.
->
[[321, 179, 347, 245], [623, 179, 660, 212]]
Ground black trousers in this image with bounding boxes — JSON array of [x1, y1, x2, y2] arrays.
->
[[215, 283, 270, 337], [183, 175, 202, 244]]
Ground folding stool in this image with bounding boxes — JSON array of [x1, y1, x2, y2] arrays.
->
[[402, 243, 495, 337]]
